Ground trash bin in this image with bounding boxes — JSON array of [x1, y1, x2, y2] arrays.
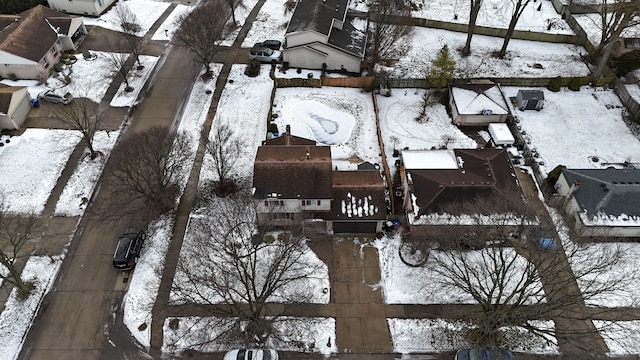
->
[[31, 99, 40, 108]]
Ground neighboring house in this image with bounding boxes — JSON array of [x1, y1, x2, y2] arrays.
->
[[328, 170, 386, 234], [555, 168, 640, 237], [47, 0, 116, 16], [0, 84, 32, 130], [400, 148, 522, 225], [283, 0, 367, 73], [0, 5, 87, 80], [611, 37, 640, 58], [253, 133, 387, 233], [449, 81, 510, 126], [253, 140, 333, 221], [516, 89, 544, 111]]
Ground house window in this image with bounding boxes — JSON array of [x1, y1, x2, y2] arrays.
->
[[317, 200, 321, 206], [302, 199, 320, 206], [43, 62, 50, 69], [98, 0, 104, 5]]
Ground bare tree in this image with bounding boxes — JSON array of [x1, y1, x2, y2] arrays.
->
[[403, 190, 638, 354], [369, 0, 414, 68], [0, 197, 40, 298], [174, 0, 231, 78], [170, 195, 326, 348], [114, 3, 145, 68], [51, 98, 104, 160], [205, 122, 245, 196], [104, 51, 134, 92], [223, 0, 245, 27], [590, 0, 640, 78], [104, 126, 193, 221], [497, 0, 533, 58], [462, 0, 484, 57]]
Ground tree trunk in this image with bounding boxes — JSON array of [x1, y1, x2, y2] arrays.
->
[[593, 11, 634, 78], [498, 1, 527, 58], [462, 0, 482, 57]]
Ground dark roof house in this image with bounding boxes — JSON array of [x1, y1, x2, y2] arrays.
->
[[556, 168, 640, 237], [329, 170, 386, 233], [401, 149, 522, 224], [283, 0, 367, 73]]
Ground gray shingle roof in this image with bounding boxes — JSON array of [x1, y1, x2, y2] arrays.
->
[[562, 168, 640, 218], [0, 5, 74, 62], [329, 170, 386, 220]]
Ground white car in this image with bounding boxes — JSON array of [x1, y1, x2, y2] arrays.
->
[[249, 46, 282, 63], [223, 349, 278, 360], [38, 89, 73, 104]]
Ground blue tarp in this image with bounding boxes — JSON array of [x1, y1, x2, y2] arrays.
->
[[539, 237, 557, 251]]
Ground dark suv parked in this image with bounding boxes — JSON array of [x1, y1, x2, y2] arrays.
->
[[113, 229, 146, 271]]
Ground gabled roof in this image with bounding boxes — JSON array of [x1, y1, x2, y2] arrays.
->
[[263, 133, 316, 146], [406, 149, 520, 217], [285, 0, 366, 57], [329, 170, 386, 221], [287, 0, 347, 36], [562, 168, 640, 218], [253, 145, 333, 199], [0, 5, 74, 62], [450, 82, 509, 115]]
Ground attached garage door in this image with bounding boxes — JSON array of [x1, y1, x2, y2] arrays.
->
[[333, 222, 377, 234]]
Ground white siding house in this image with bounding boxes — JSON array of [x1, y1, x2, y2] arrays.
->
[[47, 0, 116, 16], [0, 6, 87, 80], [283, 0, 366, 73]]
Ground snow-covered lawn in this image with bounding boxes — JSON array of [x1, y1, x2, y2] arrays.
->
[[503, 86, 640, 176], [55, 130, 120, 216], [219, 0, 261, 47], [374, 234, 544, 305], [110, 55, 160, 107], [272, 87, 381, 170], [406, 0, 573, 34], [388, 27, 590, 79], [169, 213, 330, 305], [241, 0, 291, 47], [199, 64, 273, 185], [162, 316, 336, 355], [574, 13, 640, 48], [376, 89, 477, 172], [388, 319, 558, 354], [150, 4, 193, 41], [83, 0, 171, 35], [0, 129, 80, 214], [0, 256, 63, 360], [124, 216, 174, 348]]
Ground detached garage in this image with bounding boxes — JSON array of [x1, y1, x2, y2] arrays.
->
[[328, 171, 387, 234], [0, 85, 32, 130]]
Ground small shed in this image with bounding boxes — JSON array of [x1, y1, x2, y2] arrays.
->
[[0, 85, 32, 130], [488, 123, 515, 146], [516, 90, 544, 111]]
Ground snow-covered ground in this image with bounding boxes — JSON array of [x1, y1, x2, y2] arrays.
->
[[574, 13, 640, 48], [2, 0, 640, 358], [199, 64, 273, 186], [388, 27, 591, 79], [82, 0, 171, 35], [502, 86, 640, 176], [408, 0, 573, 34], [272, 87, 381, 170], [0, 256, 63, 360]]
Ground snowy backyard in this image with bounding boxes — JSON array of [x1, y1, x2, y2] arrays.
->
[[1, 0, 640, 358]]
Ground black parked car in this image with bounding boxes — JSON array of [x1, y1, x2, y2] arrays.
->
[[113, 229, 146, 271], [254, 40, 282, 51]]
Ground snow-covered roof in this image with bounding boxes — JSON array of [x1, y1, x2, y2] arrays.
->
[[451, 84, 509, 115], [562, 168, 640, 224], [488, 123, 515, 145], [402, 149, 458, 170], [330, 170, 386, 221]]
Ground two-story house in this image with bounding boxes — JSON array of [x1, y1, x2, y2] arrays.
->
[[0, 5, 87, 80], [283, 0, 367, 73]]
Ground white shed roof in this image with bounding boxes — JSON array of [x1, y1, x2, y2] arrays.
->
[[488, 123, 515, 145], [452, 86, 509, 115], [402, 150, 459, 169]]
